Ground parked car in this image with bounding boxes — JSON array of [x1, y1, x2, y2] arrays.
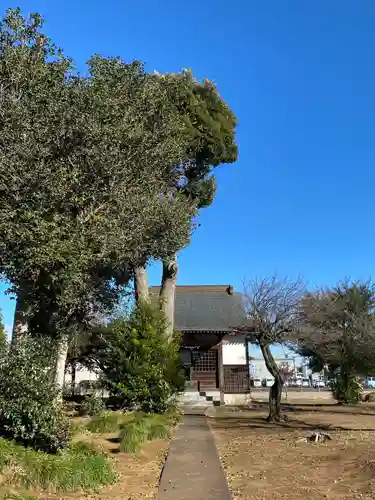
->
[[252, 378, 262, 388], [265, 378, 274, 387], [367, 376, 375, 389], [301, 378, 310, 387], [313, 379, 325, 388]]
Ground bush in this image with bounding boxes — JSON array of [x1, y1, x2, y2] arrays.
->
[[0, 437, 116, 492], [330, 373, 363, 404], [0, 339, 69, 453], [95, 301, 185, 413], [80, 394, 106, 417]]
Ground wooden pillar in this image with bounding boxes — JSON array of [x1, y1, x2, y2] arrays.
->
[[245, 337, 251, 393], [217, 340, 225, 405]]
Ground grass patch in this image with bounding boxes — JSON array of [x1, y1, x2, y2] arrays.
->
[[86, 411, 126, 433], [146, 414, 172, 441], [0, 437, 116, 492], [0, 495, 37, 500], [119, 412, 174, 453]]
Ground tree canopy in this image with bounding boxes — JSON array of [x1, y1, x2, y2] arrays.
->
[[0, 9, 237, 339], [297, 280, 375, 377]]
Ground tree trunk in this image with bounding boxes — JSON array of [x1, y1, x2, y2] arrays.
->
[[160, 254, 178, 340], [259, 342, 284, 422], [55, 337, 69, 399], [71, 360, 77, 397], [134, 265, 149, 304], [12, 294, 30, 344], [268, 377, 283, 421]]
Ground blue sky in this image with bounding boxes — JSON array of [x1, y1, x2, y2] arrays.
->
[[1, 1, 375, 348]]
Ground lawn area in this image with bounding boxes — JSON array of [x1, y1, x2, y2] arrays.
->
[[0, 410, 178, 500], [209, 403, 375, 500]]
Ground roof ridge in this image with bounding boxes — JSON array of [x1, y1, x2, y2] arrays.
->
[[149, 284, 232, 288]]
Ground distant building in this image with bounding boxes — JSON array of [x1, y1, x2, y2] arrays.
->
[[249, 356, 297, 381]]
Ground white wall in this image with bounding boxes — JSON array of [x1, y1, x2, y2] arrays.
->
[[222, 336, 247, 365], [249, 357, 297, 380], [224, 393, 251, 406], [64, 365, 100, 386]]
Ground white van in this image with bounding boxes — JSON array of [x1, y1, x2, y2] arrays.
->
[[265, 378, 274, 387]]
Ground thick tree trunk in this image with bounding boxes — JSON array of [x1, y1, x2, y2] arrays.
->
[[134, 265, 149, 304], [55, 337, 69, 399], [259, 342, 284, 422], [12, 294, 30, 344], [268, 377, 283, 421], [160, 254, 178, 340]]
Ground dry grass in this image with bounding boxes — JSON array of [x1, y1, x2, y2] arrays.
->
[[209, 403, 375, 500]]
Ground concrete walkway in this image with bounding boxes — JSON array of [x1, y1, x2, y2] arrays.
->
[[157, 415, 232, 500]]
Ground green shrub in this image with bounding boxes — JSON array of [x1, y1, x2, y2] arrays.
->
[[0, 437, 116, 492], [0, 339, 69, 453], [331, 373, 363, 404], [80, 394, 106, 417], [94, 300, 185, 414], [86, 411, 133, 433]]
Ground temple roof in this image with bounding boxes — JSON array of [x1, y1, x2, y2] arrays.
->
[[150, 285, 245, 332]]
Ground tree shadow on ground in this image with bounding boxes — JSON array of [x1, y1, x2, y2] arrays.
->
[[248, 400, 375, 417], [209, 416, 331, 432], [210, 414, 375, 433]]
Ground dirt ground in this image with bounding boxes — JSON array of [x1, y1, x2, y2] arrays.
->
[[209, 403, 375, 500], [81, 433, 168, 500], [1, 428, 169, 500]]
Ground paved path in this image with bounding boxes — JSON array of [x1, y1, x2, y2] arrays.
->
[[157, 415, 231, 500]]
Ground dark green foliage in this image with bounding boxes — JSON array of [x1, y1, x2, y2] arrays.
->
[[0, 9, 238, 347], [0, 339, 69, 453], [330, 374, 363, 404], [90, 301, 184, 413], [298, 280, 375, 404], [0, 8, 195, 337], [80, 394, 106, 417]]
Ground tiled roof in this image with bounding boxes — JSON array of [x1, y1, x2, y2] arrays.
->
[[150, 285, 245, 332]]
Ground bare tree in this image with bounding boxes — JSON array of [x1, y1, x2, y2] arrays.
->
[[238, 274, 305, 422]]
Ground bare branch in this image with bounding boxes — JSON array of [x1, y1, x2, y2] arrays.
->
[[235, 273, 306, 422], [239, 273, 306, 345]]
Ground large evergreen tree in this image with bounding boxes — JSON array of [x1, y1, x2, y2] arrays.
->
[[0, 9, 197, 385]]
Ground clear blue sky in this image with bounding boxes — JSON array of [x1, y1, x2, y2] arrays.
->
[[1, 0, 375, 339]]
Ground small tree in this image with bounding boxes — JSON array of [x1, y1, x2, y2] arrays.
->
[[238, 275, 305, 422], [297, 280, 375, 404], [90, 300, 184, 413]]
